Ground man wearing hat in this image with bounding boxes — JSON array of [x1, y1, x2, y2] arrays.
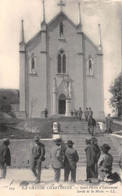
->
[[88, 108, 93, 120], [85, 108, 89, 122], [51, 138, 64, 182], [88, 116, 96, 136], [78, 107, 83, 120], [0, 138, 11, 179], [64, 140, 79, 183], [98, 143, 113, 181], [91, 137, 101, 178], [31, 136, 45, 184], [105, 114, 113, 133]]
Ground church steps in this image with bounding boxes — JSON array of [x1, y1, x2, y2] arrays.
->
[[52, 118, 120, 166], [59, 120, 101, 135]]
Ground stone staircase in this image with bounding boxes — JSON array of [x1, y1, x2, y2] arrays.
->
[[59, 119, 120, 166], [59, 120, 100, 134]]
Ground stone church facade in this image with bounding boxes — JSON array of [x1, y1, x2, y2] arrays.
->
[[19, 2, 104, 119]]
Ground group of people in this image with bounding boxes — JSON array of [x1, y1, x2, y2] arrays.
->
[[87, 112, 113, 136], [85, 137, 115, 183], [70, 107, 93, 122], [0, 136, 121, 184], [51, 138, 79, 183], [0, 137, 79, 184], [84, 107, 93, 122], [70, 108, 83, 120]]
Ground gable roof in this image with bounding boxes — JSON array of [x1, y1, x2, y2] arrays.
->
[[25, 11, 77, 48], [26, 31, 41, 48], [83, 33, 98, 50], [47, 11, 77, 29], [25, 11, 98, 50]]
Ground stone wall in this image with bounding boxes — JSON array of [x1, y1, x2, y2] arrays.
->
[[0, 139, 53, 168]]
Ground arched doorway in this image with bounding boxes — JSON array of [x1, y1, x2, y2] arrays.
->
[[59, 94, 66, 114]]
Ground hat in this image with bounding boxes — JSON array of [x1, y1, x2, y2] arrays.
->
[[34, 136, 40, 141], [66, 140, 74, 145], [91, 137, 97, 142], [85, 138, 91, 143], [55, 138, 62, 144], [101, 144, 111, 152]]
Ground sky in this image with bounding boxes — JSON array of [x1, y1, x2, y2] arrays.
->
[[0, 0, 121, 115]]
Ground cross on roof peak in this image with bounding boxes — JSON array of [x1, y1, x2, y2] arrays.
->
[[57, 0, 66, 12]]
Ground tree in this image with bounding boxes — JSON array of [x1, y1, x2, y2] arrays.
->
[[109, 73, 122, 117], [0, 96, 16, 119]]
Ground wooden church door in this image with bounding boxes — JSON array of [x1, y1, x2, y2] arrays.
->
[[59, 94, 66, 114]]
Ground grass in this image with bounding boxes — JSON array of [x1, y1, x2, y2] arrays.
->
[[0, 118, 53, 139], [0, 117, 121, 139]]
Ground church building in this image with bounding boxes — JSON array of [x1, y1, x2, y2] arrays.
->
[[19, 1, 104, 119]]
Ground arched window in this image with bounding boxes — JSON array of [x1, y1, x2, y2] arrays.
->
[[88, 55, 93, 75], [30, 53, 36, 74], [59, 22, 63, 38], [58, 54, 61, 73], [63, 54, 66, 73], [57, 50, 66, 74]]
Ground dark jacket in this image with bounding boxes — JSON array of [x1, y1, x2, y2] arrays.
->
[[88, 118, 96, 127], [85, 143, 95, 166], [0, 143, 11, 166], [64, 147, 79, 169], [32, 142, 45, 161], [92, 143, 101, 163]]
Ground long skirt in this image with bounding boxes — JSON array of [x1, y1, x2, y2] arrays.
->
[[86, 164, 97, 180]]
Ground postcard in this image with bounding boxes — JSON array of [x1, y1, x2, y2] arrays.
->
[[0, 0, 122, 196]]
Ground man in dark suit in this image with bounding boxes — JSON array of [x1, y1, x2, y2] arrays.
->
[[44, 108, 48, 118], [31, 136, 45, 184], [64, 140, 79, 183], [91, 137, 101, 178], [85, 108, 89, 122], [0, 138, 11, 179], [88, 116, 96, 136], [78, 107, 83, 120], [51, 138, 64, 182], [88, 108, 93, 120], [85, 138, 96, 183]]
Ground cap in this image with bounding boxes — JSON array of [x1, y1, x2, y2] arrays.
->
[[101, 143, 111, 152]]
